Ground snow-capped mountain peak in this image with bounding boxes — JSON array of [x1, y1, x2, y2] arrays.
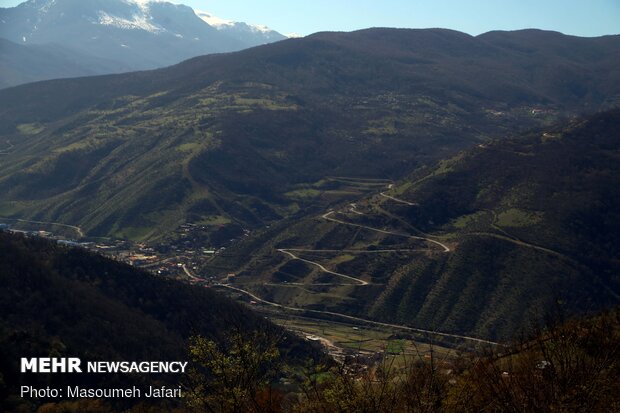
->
[[195, 10, 286, 40], [0, 0, 288, 86], [251, 24, 272, 34], [194, 11, 234, 29]]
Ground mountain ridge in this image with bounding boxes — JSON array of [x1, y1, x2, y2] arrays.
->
[[3, 27, 619, 122]]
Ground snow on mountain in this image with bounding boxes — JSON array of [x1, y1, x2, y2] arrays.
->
[[0, 0, 289, 88], [195, 10, 287, 43], [96, 10, 164, 33], [195, 10, 234, 29]]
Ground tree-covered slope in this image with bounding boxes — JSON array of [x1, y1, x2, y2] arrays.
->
[[0, 232, 314, 411], [392, 108, 620, 279]]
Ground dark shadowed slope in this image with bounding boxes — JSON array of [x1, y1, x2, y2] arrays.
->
[[0, 231, 316, 411]]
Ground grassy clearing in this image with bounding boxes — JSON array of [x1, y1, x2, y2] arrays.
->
[[282, 289, 347, 308], [322, 190, 364, 198], [54, 138, 108, 153], [450, 211, 489, 229], [416, 96, 440, 107], [326, 254, 356, 266], [113, 226, 156, 242], [269, 314, 454, 360], [0, 202, 23, 216], [17, 123, 44, 135], [386, 339, 406, 355], [496, 208, 544, 227], [365, 117, 398, 135], [434, 158, 455, 174], [285, 189, 322, 199], [177, 142, 201, 152], [198, 215, 231, 226]]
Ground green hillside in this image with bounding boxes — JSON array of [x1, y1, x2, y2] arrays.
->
[[205, 109, 620, 341], [1, 29, 619, 241]]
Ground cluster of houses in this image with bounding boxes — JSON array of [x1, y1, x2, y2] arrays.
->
[[0, 219, 251, 287]]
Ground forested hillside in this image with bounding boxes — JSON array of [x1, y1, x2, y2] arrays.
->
[[0, 232, 315, 412], [205, 109, 620, 340]]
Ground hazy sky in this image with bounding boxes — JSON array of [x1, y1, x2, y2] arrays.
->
[[0, 0, 618, 38]]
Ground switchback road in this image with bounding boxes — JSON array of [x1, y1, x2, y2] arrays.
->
[[322, 211, 451, 252]]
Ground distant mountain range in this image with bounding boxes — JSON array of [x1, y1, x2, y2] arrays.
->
[[0, 0, 287, 88], [195, 10, 287, 45], [0, 37, 132, 88]]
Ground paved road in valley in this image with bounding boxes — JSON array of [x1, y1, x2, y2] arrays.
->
[[217, 283, 500, 346], [8, 218, 85, 238]]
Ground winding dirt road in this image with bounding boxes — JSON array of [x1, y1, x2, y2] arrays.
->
[[272, 189, 449, 287], [277, 248, 369, 285], [276, 248, 426, 286], [209, 181, 506, 347], [322, 211, 451, 252], [379, 192, 418, 206]]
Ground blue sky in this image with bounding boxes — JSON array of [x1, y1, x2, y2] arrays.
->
[[1, 0, 618, 37]]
